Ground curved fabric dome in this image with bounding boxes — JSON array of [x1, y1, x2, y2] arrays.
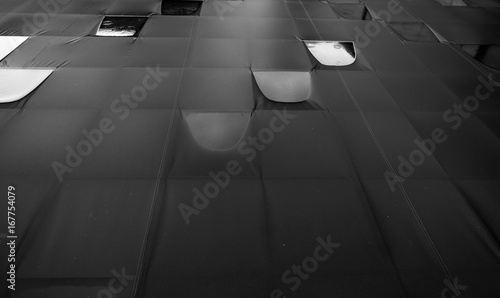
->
[[0, 68, 54, 103], [0, 36, 28, 61], [183, 112, 251, 151], [253, 71, 311, 103], [304, 40, 356, 66]]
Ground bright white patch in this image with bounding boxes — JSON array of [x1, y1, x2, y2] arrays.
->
[[304, 41, 356, 66], [95, 28, 136, 37], [0, 36, 29, 61], [253, 71, 311, 103], [0, 68, 54, 103]]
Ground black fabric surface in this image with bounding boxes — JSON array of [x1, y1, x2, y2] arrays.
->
[[0, 0, 499, 297]]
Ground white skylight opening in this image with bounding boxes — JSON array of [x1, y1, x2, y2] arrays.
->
[[0, 36, 29, 61], [0, 69, 54, 103], [95, 16, 148, 37], [304, 41, 356, 66]]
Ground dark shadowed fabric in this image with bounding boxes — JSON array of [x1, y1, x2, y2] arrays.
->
[[0, 0, 499, 297]]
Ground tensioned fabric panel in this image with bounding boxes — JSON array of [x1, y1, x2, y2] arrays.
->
[[0, 0, 499, 297]]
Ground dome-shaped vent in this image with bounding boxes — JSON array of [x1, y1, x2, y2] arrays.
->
[[183, 112, 251, 151], [253, 71, 311, 103]]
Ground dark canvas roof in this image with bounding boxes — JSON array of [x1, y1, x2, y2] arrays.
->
[[1, 0, 500, 297]]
